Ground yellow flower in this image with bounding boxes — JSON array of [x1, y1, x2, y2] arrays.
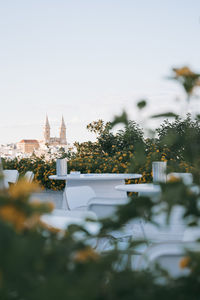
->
[[31, 200, 54, 212], [0, 205, 26, 231], [179, 257, 190, 269], [167, 175, 181, 183], [25, 214, 40, 229], [174, 66, 194, 77], [9, 180, 39, 200], [74, 247, 99, 263]]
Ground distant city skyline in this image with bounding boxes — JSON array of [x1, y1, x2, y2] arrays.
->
[[0, 0, 200, 144]]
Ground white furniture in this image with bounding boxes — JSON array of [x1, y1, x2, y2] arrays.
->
[[115, 183, 161, 195], [88, 197, 129, 219], [88, 197, 143, 252], [167, 172, 193, 185], [137, 241, 200, 277], [152, 161, 167, 183], [65, 185, 96, 210], [0, 159, 7, 189], [3, 170, 19, 187], [24, 171, 34, 182], [49, 173, 142, 209], [183, 227, 200, 242], [115, 183, 185, 242], [51, 184, 140, 252], [41, 210, 100, 237], [51, 209, 97, 219], [65, 185, 130, 216]]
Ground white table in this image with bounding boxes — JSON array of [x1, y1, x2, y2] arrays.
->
[[115, 183, 161, 195], [49, 173, 142, 209], [41, 212, 100, 235]]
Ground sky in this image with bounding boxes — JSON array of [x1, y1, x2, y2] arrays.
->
[[0, 0, 200, 144]]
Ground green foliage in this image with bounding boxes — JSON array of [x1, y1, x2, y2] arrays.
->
[[98, 121, 144, 156], [156, 115, 200, 183], [137, 99, 147, 110], [110, 111, 129, 127]]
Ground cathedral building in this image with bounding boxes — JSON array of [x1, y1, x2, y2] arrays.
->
[[43, 115, 67, 146], [17, 116, 67, 154]]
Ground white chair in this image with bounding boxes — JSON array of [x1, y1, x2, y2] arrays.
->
[[3, 170, 19, 185], [51, 209, 97, 220], [63, 186, 146, 252], [65, 185, 129, 213], [183, 227, 200, 242], [87, 197, 129, 219], [63, 186, 137, 250], [87, 198, 147, 252], [136, 241, 200, 277], [0, 158, 7, 189], [140, 205, 186, 243], [24, 171, 34, 182], [65, 186, 96, 210], [41, 209, 99, 243]]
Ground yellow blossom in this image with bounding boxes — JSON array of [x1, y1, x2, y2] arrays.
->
[[0, 205, 26, 231], [31, 200, 55, 212], [9, 180, 39, 200], [25, 214, 40, 229], [174, 66, 194, 77], [167, 175, 181, 183], [74, 247, 99, 263], [179, 257, 190, 269]]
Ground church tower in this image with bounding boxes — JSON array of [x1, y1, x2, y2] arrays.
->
[[59, 116, 67, 144], [44, 115, 50, 144]]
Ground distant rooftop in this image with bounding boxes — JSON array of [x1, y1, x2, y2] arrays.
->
[[19, 140, 39, 144]]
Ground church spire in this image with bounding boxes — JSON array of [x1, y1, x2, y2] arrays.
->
[[59, 116, 67, 144], [44, 115, 50, 144], [45, 114, 50, 128], [61, 115, 66, 128]]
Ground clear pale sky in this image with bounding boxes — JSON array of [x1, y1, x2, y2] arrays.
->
[[0, 0, 200, 144]]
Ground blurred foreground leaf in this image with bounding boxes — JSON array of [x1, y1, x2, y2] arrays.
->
[[151, 112, 178, 119], [137, 100, 147, 110]]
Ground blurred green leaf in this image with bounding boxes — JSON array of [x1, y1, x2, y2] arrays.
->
[[137, 100, 147, 110], [196, 114, 200, 121], [110, 111, 129, 127], [151, 112, 178, 119]]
